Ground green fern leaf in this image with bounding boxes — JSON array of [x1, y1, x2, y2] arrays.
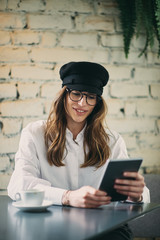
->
[[155, 0, 160, 57], [116, 0, 136, 58]]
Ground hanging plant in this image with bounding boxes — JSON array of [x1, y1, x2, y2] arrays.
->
[[116, 0, 160, 58]]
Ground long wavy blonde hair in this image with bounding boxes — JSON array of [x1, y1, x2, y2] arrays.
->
[[45, 86, 110, 168]]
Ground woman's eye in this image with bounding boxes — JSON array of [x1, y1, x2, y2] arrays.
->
[[72, 92, 81, 97], [88, 95, 96, 99]]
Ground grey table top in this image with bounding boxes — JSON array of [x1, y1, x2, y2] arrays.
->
[[0, 195, 160, 240]]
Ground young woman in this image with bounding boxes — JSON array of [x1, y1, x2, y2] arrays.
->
[[8, 61, 150, 239]]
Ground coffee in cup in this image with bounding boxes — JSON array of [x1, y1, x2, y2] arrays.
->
[[15, 189, 44, 206]]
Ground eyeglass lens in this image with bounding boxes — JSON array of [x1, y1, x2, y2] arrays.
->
[[69, 90, 97, 106]]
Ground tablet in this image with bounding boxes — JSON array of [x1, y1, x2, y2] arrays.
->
[[99, 158, 143, 201]]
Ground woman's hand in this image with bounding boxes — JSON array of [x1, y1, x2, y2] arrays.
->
[[62, 186, 111, 208], [114, 172, 145, 202]]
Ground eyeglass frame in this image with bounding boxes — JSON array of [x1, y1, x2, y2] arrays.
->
[[65, 88, 101, 106]]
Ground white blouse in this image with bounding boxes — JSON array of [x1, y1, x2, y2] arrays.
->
[[7, 120, 150, 205]]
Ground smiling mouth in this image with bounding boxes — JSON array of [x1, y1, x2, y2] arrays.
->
[[77, 109, 85, 113], [73, 108, 87, 113]]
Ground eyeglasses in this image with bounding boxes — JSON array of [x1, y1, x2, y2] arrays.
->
[[66, 88, 100, 106]]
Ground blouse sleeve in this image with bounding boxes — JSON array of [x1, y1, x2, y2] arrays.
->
[[7, 123, 66, 205]]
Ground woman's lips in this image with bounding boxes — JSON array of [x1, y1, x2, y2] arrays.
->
[[73, 108, 87, 114]]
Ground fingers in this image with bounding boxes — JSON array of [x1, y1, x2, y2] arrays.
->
[[114, 185, 143, 197], [81, 197, 111, 208], [69, 186, 111, 208], [85, 186, 107, 196], [123, 171, 144, 181], [115, 172, 145, 187], [114, 172, 145, 202], [84, 191, 111, 206], [81, 187, 111, 207]]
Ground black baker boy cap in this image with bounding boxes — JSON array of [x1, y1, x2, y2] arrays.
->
[[59, 61, 109, 96]]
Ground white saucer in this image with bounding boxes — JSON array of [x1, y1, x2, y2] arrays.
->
[[12, 200, 53, 212]]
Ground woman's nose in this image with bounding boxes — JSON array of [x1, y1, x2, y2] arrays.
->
[[78, 95, 87, 106]]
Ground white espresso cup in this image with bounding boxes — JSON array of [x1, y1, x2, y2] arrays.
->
[[15, 189, 44, 206]]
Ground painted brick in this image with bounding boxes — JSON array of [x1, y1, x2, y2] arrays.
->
[[147, 51, 160, 65], [0, 99, 44, 117], [0, 31, 11, 45], [28, 13, 72, 30], [23, 117, 45, 128], [107, 117, 155, 133], [0, 155, 10, 171], [107, 98, 124, 116], [31, 47, 91, 63], [1, 118, 22, 135], [11, 65, 54, 80], [8, 0, 45, 12], [44, 100, 53, 115], [60, 32, 98, 48], [89, 49, 109, 63], [133, 35, 159, 53], [0, 47, 29, 63], [137, 100, 160, 117], [114, 15, 122, 32], [137, 133, 160, 149], [134, 67, 160, 82], [0, 65, 10, 78], [26, 48, 109, 63], [17, 82, 40, 98], [52, 63, 63, 79], [96, 0, 119, 15], [41, 32, 57, 47], [76, 15, 115, 32], [0, 135, 20, 153], [0, 83, 16, 99], [111, 50, 146, 65], [110, 83, 148, 98], [157, 119, 160, 133], [132, 35, 146, 50], [41, 82, 61, 99], [45, 0, 93, 13], [0, 12, 26, 29], [0, 173, 11, 189], [150, 84, 160, 98], [0, 190, 7, 195], [145, 166, 160, 174], [7, 0, 19, 10], [12, 30, 40, 45], [102, 85, 109, 100], [103, 65, 131, 80], [0, 0, 7, 10], [125, 102, 136, 116], [121, 134, 137, 150], [101, 34, 123, 48], [129, 149, 160, 166]]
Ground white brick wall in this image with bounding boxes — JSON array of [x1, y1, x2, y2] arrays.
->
[[0, 47, 29, 62], [1, 118, 22, 135], [0, 83, 17, 98], [0, 99, 44, 116], [11, 65, 55, 80], [150, 84, 160, 98], [0, 12, 26, 28], [0, 0, 160, 193], [0, 65, 10, 78], [110, 83, 149, 98], [12, 30, 40, 45]]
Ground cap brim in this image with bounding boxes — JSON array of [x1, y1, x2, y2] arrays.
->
[[65, 84, 102, 96]]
